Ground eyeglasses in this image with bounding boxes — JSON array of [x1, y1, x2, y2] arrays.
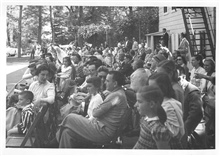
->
[[177, 59, 182, 61]]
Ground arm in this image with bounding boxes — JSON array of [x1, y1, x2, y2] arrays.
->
[[92, 94, 120, 118], [22, 68, 33, 79], [40, 84, 55, 105]]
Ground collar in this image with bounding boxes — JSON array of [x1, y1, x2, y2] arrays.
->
[[144, 116, 159, 122]]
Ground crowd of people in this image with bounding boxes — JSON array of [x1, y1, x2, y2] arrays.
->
[[6, 32, 215, 149]]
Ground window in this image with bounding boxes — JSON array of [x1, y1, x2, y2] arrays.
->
[[164, 7, 167, 13]]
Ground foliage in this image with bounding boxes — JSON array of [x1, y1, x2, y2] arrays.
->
[[6, 5, 159, 50]]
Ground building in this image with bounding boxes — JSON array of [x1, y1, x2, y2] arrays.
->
[[145, 7, 216, 60]]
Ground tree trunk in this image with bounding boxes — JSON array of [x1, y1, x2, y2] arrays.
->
[[50, 6, 55, 44], [38, 6, 42, 45], [78, 6, 84, 48], [129, 6, 133, 17], [17, 5, 22, 58]]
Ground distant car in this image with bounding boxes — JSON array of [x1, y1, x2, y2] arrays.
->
[[6, 47, 23, 57]]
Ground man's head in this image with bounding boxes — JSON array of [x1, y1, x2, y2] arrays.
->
[[97, 66, 109, 90], [36, 64, 50, 84], [163, 28, 166, 33], [28, 63, 37, 76], [105, 71, 125, 92], [17, 91, 34, 106]]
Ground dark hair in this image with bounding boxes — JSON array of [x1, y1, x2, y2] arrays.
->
[[108, 70, 125, 86], [176, 55, 187, 65], [19, 91, 34, 103], [148, 72, 176, 99], [204, 58, 215, 75], [72, 53, 82, 61], [193, 54, 204, 67], [47, 56, 54, 62], [63, 57, 72, 66], [97, 65, 109, 73], [181, 32, 186, 38], [138, 85, 167, 124], [157, 60, 179, 83], [35, 64, 50, 75], [163, 28, 166, 31], [86, 76, 102, 89]]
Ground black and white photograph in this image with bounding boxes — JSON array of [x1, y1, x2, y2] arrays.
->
[[2, 0, 219, 155]]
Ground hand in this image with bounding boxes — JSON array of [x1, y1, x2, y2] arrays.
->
[[194, 73, 204, 79]]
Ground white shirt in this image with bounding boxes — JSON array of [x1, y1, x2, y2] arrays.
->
[[87, 93, 103, 120], [190, 66, 206, 92]]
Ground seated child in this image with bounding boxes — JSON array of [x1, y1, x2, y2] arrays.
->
[[7, 91, 34, 137]]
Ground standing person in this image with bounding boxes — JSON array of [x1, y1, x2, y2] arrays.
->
[[132, 37, 139, 56], [30, 41, 36, 60], [175, 32, 192, 70], [178, 76, 204, 148], [161, 28, 169, 48], [51, 71, 128, 148], [124, 37, 132, 53], [133, 85, 171, 149], [157, 60, 185, 105], [190, 54, 206, 92], [148, 72, 184, 149]]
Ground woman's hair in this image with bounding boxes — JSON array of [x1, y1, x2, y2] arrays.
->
[[157, 60, 179, 83], [148, 72, 176, 99], [137, 85, 167, 125], [204, 58, 215, 74], [176, 54, 187, 65], [63, 57, 72, 66], [194, 54, 204, 67], [35, 64, 50, 75], [86, 76, 102, 89]]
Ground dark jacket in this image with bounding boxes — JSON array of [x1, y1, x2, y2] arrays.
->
[[183, 83, 203, 136], [119, 62, 133, 78]]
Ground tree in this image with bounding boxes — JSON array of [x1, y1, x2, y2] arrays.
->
[[17, 5, 22, 58], [38, 6, 42, 45], [50, 6, 55, 44]]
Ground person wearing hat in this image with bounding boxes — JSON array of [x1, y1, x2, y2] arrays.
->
[[150, 53, 166, 72]]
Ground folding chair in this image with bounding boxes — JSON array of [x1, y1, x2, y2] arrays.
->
[[6, 105, 48, 148]]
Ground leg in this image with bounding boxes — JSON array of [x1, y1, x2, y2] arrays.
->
[[58, 127, 91, 148]]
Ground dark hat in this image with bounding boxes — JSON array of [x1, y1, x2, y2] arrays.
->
[[153, 54, 166, 63]]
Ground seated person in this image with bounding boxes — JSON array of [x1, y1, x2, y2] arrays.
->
[[84, 77, 103, 119], [22, 62, 38, 87], [28, 64, 55, 112], [7, 91, 34, 136], [133, 85, 171, 149], [50, 71, 128, 148]]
